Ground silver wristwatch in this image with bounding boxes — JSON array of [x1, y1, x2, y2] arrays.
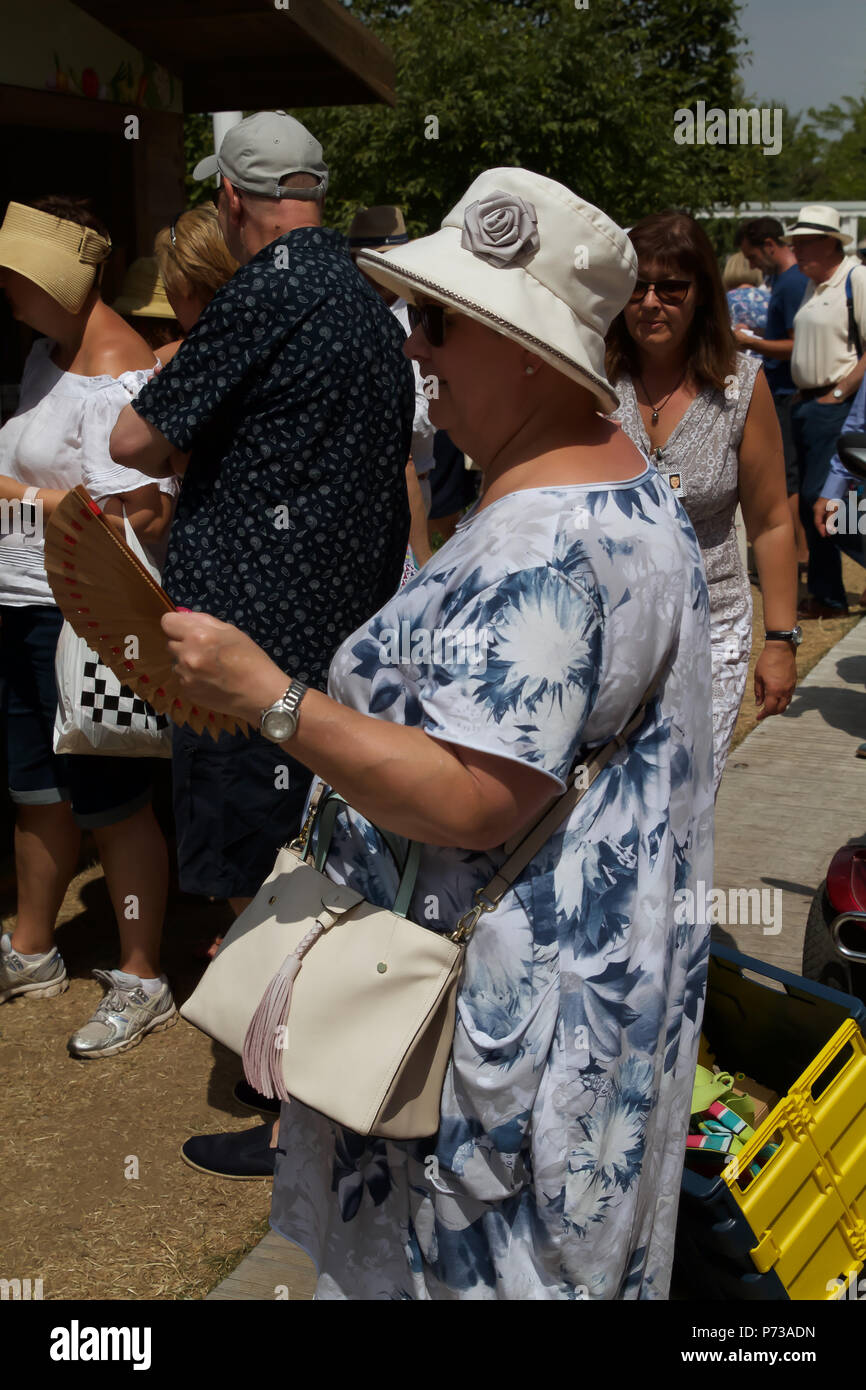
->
[[260, 680, 308, 742]]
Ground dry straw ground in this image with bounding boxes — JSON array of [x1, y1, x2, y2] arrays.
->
[[1, 558, 863, 1301]]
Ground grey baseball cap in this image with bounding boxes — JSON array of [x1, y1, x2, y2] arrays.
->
[[193, 110, 329, 200]]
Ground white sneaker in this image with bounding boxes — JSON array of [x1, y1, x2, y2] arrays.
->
[[68, 968, 177, 1058], [0, 932, 68, 1003]]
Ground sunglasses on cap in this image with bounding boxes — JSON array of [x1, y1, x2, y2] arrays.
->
[[629, 278, 693, 305], [407, 301, 450, 347]]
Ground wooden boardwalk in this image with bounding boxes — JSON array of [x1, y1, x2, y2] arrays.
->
[[206, 617, 866, 1298], [206, 1229, 316, 1301]]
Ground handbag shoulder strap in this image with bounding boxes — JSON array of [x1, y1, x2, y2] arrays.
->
[[451, 655, 671, 942], [297, 784, 421, 919], [847, 270, 863, 360]]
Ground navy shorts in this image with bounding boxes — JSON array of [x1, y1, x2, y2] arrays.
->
[[171, 720, 313, 899], [0, 605, 155, 829]]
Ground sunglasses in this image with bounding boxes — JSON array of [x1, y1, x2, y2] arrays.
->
[[629, 278, 693, 305], [407, 301, 449, 347]]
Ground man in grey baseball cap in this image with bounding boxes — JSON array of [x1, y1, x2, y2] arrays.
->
[[193, 110, 329, 202], [109, 110, 414, 1177]]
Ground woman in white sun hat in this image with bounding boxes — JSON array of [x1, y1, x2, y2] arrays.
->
[[162, 167, 714, 1300]]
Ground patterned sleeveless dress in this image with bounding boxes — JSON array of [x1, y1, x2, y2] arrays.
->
[[612, 353, 761, 793]]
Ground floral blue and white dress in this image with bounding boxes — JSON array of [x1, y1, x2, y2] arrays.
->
[[271, 465, 715, 1300]]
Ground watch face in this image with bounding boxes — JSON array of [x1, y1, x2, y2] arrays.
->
[[263, 709, 295, 742]]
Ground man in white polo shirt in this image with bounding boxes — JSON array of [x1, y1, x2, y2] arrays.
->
[[789, 204, 866, 617]]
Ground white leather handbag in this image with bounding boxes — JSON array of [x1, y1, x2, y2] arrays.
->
[[181, 678, 662, 1139]]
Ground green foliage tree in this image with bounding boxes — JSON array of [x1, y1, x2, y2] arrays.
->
[[184, 0, 768, 230], [807, 93, 866, 200]]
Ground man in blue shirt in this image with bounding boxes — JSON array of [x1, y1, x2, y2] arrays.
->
[[109, 110, 414, 1177], [737, 217, 809, 565]]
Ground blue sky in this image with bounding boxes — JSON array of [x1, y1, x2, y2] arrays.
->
[[738, 0, 866, 117]]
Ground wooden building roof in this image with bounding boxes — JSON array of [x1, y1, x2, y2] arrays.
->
[[73, 0, 396, 110]]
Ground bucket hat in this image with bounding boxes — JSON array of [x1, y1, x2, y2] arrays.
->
[[786, 204, 852, 246], [356, 168, 637, 413], [0, 202, 111, 314], [113, 257, 173, 318]]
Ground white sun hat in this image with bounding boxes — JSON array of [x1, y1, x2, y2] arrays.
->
[[357, 167, 637, 413]]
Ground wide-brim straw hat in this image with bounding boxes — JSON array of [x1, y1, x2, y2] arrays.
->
[[0, 202, 111, 313], [357, 167, 637, 414], [113, 257, 174, 318], [786, 204, 852, 246]]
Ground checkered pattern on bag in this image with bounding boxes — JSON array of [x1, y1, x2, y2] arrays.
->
[[79, 660, 170, 731]]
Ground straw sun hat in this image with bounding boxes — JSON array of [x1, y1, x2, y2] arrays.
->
[[0, 201, 112, 314], [357, 167, 637, 414], [113, 257, 174, 318]]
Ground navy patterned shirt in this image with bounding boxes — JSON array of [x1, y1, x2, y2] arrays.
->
[[133, 226, 414, 688]]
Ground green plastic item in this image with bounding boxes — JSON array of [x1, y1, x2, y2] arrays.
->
[[691, 1066, 735, 1114], [722, 1091, 757, 1129]]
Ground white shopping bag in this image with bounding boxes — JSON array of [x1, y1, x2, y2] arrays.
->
[[53, 509, 172, 758]]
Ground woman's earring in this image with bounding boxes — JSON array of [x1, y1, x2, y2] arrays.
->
[[525, 365, 535, 376]]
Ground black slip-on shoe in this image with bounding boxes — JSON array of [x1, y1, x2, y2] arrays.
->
[[181, 1123, 277, 1179], [233, 1079, 281, 1115]]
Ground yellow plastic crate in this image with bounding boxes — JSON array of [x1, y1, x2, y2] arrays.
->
[[723, 1019, 866, 1299]]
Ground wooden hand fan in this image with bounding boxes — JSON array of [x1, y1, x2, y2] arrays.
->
[[45, 485, 249, 740]]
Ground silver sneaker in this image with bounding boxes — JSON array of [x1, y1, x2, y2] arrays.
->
[[0, 931, 68, 1003], [68, 968, 177, 1058]]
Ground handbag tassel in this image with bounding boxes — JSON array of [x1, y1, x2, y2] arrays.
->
[[241, 906, 341, 1101]]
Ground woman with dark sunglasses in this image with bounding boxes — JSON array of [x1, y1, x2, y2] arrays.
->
[[606, 210, 798, 794], [160, 170, 717, 1301]]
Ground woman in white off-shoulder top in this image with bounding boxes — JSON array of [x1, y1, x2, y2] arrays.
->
[[0, 196, 181, 1059]]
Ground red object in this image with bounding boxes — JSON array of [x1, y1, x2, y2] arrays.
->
[[81, 67, 99, 99], [176, 606, 192, 612], [826, 846, 866, 915], [85, 500, 102, 516]]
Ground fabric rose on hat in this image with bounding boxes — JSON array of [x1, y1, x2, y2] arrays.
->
[[461, 191, 540, 268]]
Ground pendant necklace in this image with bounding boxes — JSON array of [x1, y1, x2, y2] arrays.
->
[[638, 370, 685, 427]]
